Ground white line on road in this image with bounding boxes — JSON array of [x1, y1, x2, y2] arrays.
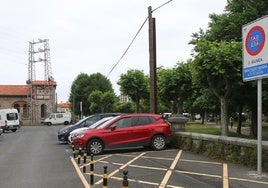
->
[[159, 150, 182, 188]]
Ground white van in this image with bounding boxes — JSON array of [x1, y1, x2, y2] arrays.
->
[[44, 113, 72, 126], [0, 108, 20, 132]]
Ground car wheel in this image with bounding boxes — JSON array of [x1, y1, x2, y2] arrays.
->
[[64, 121, 69, 125], [12, 129, 16, 132], [47, 122, 52, 126], [87, 139, 104, 155], [151, 135, 167, 150]]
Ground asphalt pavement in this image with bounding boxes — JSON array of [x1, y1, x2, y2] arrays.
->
[[1, 125, 268, 188]]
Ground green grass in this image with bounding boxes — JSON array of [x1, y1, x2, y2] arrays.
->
[[185, 121, 250, 138]]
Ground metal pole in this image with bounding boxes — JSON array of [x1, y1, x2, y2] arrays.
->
[[257, 79, 262, 174]]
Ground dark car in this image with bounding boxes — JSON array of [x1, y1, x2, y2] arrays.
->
[[57, 113, 121, 142], [72, 113, 172, 155]]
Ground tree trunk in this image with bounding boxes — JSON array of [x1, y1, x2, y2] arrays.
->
[[220, 97, 228, 136], [250, 109, 257, 138], [236, 105, 242, 134], [135, 98, 140, 113]]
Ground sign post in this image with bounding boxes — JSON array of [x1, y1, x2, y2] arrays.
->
[[242, 15, 268, 175]]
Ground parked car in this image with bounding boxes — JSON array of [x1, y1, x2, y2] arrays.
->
[[72, 113, 172, 155], [68, 116, 114, 143], [44, 112, 72, 126], [0, 108, 20, 132], [57, 113, 121, 142]]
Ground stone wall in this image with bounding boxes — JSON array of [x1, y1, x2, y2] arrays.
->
[[172, 132, 268, 172]]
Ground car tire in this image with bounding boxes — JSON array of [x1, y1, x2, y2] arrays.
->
[[87, 139, 104, 155], [12, 129, 16, 132], [151, 135, 167, 150], [64, 121, 69, 125], [47, 122, 52, 126]]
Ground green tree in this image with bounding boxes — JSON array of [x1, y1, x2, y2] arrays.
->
[[196, 0, 268, 137], [69, 72, 114, 115], [157, 62, 192, 114], [88, 90, 117, 113], [117, 69, 149, 113], [69, 73, 91, 115], [192, 39, 242, 136]]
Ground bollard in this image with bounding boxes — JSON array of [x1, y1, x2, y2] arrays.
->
[[90, 154, 94, 185], [103, 166, 108, 188], [83, 151, 87, 173], [77, 147, 82, 164], [71, 142, 76, 158], [122, 170, 128, 188]]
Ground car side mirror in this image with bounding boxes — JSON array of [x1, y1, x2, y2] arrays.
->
[[110, 125, 116, 131]]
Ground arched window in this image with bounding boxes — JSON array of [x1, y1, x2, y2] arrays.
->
[[23, 104, 29, 118], [41, 104, 47, 118], [14, 104, 20, 113]]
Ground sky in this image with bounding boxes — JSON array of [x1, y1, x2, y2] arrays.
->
[[0, 0, 227, 103]]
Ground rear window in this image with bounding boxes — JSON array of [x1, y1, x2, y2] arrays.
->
[[132, 116, 155, 126], [7, 113, 18, 120]]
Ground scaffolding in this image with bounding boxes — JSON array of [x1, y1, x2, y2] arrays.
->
[[27, 39, 56, 124]]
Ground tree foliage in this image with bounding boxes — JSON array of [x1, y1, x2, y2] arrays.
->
[[117, 69, 149, 112], [69, 72, 114, 115], [158, 62, 192, 114], [88, 90, 117, 113]]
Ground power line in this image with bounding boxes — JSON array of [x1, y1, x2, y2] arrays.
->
[[106, 17, 148, 78], [152, 0, 173, 13], [106, 0, 173, 79]]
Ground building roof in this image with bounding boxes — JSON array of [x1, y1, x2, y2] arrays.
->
[[0, 80, 57, 96], [0, 85, 29, 96], [57, 102, 71, 108], [31, 80, 57, 86]]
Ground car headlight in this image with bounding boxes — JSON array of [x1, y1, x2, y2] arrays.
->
[[75, 133, 85, 138], [60, 129, 68, 134]]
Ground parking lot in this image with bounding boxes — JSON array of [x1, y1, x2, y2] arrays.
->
[[1, 125, 268, 188], [68, 147, 268, 188]]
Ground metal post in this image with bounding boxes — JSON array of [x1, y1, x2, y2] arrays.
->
[[83, 152, 87, 173], [90, 154, 94, 185], [103, 166, 108, 188], [78, 147, 82, 164], [122, 170, 128, 188], [71, 142, 76, 158], [257, 79, 262, 174]]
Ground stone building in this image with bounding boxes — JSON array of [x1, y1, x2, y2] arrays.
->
[[0, 80, 57, 125]]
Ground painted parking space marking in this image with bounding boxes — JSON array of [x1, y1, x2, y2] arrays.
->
[[175, 169, 222, 178], [230, 177, 268, 185], [223, 163, 229, 188], [70, 149, 268, 188], [160, 150, 182, 188], [95, 152, 146, 185], [70, 157, 91, 188]]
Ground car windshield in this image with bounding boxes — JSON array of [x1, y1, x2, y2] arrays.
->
[[96, 116, 118, 129], [88, 117, 113, 129]]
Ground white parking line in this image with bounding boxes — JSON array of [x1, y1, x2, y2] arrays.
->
[[95, 152, 146, 185], [70, 157, 91, 188], [159, 150, 182, 188], [223, 163, 229, 188]]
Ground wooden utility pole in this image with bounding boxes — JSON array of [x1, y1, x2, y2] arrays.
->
[[148, 6, 157, 114]]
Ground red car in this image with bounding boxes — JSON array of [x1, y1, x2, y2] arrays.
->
[[72, 113, 172, 155]]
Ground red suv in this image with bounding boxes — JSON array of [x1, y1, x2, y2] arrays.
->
[[72, 113, 172, 155]]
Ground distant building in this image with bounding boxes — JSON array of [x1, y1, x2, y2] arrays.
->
[[57, 102, 71, 113], [119, 95, 132, 103], [0, 80, 57, 125]]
